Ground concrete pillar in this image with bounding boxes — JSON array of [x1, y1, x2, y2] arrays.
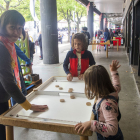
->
[[87, 2, 94, 42], [40, 0, 59, 64], [104, 17, 108, 29], [100, 14, 104, 30]]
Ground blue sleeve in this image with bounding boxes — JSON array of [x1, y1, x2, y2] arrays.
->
[[63, 52, 71, 75], [15, 44, 31, 65], [88, 51, 96, 66], [38, 34, 41, 42]]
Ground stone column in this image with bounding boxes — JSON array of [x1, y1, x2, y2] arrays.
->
[[87, 2, 94, 42], [40, 0, 59, 64], [100, 13, 104, 30]]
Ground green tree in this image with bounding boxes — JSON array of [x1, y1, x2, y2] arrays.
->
[[0, 0, 24, 13], [57, 0, 75, 41], [0, 0, 41, 21], [57, 0, 86, 41], [74, 1, 86, 32]]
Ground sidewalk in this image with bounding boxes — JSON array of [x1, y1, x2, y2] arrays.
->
[[14, 45, 140, 140], [33, 41, 71, 66]]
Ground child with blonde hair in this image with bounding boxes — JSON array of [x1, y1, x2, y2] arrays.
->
[[75, 60, 124, 140], [63, 33, 96, 81]]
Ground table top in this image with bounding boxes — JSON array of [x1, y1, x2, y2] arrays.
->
[[90, 40, 110, 45], [38, 77, 85, 93], [0, 77, 95, 136]]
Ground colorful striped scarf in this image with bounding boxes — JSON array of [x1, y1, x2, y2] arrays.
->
[[0, 36, 21, 89]]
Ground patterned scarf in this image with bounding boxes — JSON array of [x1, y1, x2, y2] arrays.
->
[[0, 36, 21, 89]]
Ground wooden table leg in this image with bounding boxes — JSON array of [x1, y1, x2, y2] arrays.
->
[[106, 45, 108, 58], [80, 136, 88, 140], [92, 45, 93, 51], [117, 40, 119, 51], [6, 126, 14, 140]]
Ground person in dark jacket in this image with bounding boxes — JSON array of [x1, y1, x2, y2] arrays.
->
[[104, 28, 110, 51], [38, 33, 43, 60], [0, 10, 48, 140], [81, 27, 90, 46], [29, 40, 35, 62], [70, 32, 74, 50], [109, 29, 114, 47], [63, 33, 96, 81]]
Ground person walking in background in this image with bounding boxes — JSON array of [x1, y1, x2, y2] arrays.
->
[[29, 39, 35, 62], [109, 29, 114, 48], [38, 32, 43, 60], [95, 30, 97, 38], [70, 32, 74, 50], [104, 28, 110, 51], [81, 27, 90, 46]]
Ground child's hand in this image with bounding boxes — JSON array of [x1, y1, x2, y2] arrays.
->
[[75, 121, 91, 134], [110, 60, 121, 72], [78, 74, 83, 80], [67, 73, 73, 81]]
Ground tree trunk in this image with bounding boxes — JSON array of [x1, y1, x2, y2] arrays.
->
[[6, 2, 10, 10], [77, 21, 80, 33], [68, 21, 71, 42]]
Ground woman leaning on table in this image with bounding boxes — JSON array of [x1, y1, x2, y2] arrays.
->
[[0, 10, 48, 140]]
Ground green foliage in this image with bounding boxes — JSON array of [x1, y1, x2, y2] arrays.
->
[[57, 0, 75, 22], [74, 1, 86, 22], [0, 0, 41, 21], [57, 0, 86, 22], [57, 0, 87, 39], [14, 0, 33, 21], [35, 0, 40, 21]]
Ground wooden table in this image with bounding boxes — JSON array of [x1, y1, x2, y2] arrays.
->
[[91, 40, 110, 58], [0, 77, 95, 140], [100, 39, 119, 51]]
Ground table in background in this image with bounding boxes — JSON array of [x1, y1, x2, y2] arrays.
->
[[91, 40, 110, 58]]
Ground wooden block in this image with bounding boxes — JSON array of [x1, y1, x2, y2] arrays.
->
[[68, 88, 73, 92], [69, 88, 73, 91], [59, 87, 63, 90], [60, 99, 65, 102], [55, 85, 59, 87], [33, 88, 38, 91], [86, 102, 91, 106], [70, 95, 75, 99]]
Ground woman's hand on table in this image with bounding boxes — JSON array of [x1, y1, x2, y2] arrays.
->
[[30, 104, 48, 112], [78, 74, 83, 80], [67, 73, 73, 81], [75, 121, 91, 134]]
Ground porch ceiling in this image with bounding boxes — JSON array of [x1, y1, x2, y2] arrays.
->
[[76, 0, 124, 25]]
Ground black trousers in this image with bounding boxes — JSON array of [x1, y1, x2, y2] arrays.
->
[[0, 102, 9, 140]]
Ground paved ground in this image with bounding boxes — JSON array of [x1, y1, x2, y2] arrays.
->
[[14, 44, 140, 140]]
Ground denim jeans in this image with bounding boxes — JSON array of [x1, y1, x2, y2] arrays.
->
[[97, 126, 124, 140]]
